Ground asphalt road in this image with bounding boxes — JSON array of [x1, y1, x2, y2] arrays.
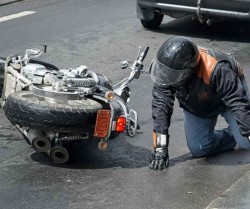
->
[[0, 0, 250, 209]]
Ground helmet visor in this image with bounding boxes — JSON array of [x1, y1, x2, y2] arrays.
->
[[150, 58, 192, 86]]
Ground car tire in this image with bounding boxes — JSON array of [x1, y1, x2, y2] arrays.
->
[[141, 13, 164, 29], [0, 57, 5, 97], [242, 22, 250, 34], [4, 91, 103, 133]]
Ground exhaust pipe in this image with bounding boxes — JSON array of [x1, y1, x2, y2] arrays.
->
[[16, 126, 69, 163], [49, 145, 69, 164], [32, 136, 52, 152], [19, 128, 51, 152]]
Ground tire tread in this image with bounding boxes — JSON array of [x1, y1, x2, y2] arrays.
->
[[4, 91, 103, 133]]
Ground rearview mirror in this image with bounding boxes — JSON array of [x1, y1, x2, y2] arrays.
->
[[120, 61, 128, 69]]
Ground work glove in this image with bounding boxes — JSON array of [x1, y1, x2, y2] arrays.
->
[[149, 147, 169, 170]]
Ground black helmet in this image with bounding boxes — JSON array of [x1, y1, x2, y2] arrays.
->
[[151, 36, 200, 86]]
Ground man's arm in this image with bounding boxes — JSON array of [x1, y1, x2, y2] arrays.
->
[[150, 83, 175, 170], [152, 83, 175, 134], [211, 62, 250, 137]]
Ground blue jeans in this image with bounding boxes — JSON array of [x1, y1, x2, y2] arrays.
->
[[183, 110, 250, 157]]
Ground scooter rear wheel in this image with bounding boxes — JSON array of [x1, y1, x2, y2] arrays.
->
[[4, 91, 103, 133]]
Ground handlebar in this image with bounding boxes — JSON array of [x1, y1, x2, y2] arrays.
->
[[114, 46, 150, 89], [113, 46, 149, 97], [21, 45, 47, 64], [139, 46, 149, 62]]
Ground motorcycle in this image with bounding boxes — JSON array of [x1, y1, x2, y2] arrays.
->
[[0, 45, 149, 163]]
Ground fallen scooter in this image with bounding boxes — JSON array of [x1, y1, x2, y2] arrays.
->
[[0, 45, 149, 163]]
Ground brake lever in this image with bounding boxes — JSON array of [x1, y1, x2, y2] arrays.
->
[[139, 46, 149, 62], [136, 47, 142, 61]]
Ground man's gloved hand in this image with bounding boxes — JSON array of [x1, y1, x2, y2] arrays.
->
[[149, 147, 169, 170]]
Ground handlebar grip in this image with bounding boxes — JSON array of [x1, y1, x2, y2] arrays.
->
[[140, 46, 149, 62]]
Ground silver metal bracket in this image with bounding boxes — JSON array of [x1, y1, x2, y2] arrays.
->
[[197, 0, 205, 23], [126, 109, 138, 137]]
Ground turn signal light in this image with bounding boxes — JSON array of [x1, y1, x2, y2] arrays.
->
[[116, 116, 126, 132], [105, 91, 114, 100]]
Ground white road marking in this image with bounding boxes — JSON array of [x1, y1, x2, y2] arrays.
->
[[0, 11, 36, 23]]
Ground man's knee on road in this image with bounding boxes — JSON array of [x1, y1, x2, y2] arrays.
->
[[188, 141, 235, 157], [237, 140, 250, 150], [189, 143, 214, 157]]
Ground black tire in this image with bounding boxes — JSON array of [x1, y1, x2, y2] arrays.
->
[[243, 22, 250, 34], [0, 58, 5, 98], [4, 91, 103, 133], [29, 59, 59, 71], [0, 56, 59, 71], [141, 13, 164, 29]]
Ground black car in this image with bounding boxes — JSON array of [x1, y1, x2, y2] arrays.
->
[[0, 58, 4, 97], [137, 0, 250, 29]]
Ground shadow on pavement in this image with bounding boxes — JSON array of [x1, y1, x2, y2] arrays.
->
[[31, 142, 250, 168], [151, 16, 250, 43], [169, 153, 194, 167], [168, 148, 250, 167], [30, 135, 151, 169], [198, 149, 250, 166]]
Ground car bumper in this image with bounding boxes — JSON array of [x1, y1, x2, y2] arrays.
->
[[137, 0, 250, 21]]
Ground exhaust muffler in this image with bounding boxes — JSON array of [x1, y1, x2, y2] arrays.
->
[[32, 136, 52, 152], [17, 127, 69, 163], [19, 128, 52, 152], [49, 145, 69, 164]]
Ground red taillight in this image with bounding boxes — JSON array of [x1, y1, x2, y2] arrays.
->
[[116, 116, 126, 132]]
